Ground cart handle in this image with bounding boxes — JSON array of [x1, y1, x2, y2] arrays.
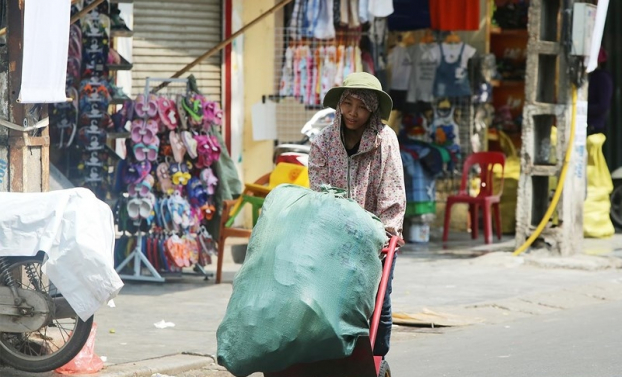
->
[[370, 235, 402, 348]]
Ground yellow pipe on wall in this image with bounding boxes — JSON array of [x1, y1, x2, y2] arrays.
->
[[513, 85, 578, 256]]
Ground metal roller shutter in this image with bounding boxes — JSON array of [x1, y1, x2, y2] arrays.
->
[[131, 0, 222, 98]]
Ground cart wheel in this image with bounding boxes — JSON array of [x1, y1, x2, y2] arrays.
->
[[378, 359, 391, 377]]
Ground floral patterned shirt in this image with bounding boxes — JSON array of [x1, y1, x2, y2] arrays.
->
[[309, 120, 406, 236]]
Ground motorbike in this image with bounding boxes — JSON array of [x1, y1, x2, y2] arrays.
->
[[0, 251, 93, 372], [273, 108, 335, 166], [0, 187, 122, 373]]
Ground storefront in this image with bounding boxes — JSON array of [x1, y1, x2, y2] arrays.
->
[[267, 0, 523, 243], [43, 0, 534, 281]]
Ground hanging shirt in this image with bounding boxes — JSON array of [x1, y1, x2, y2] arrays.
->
[[314, 0, 335, 39], [407, 43, 441, 103], [335, 45, 345, 85], [361, 50, 376, 75], [340, 0, 349, 26], [429, 105, 460, 160], [321, 46, 337, 99], [355, 46, 363, 73], [288, 0, 305, 39], [429, 0, 479, 31], [299, 47, 309, 103], [340, 0, 360, 28], [293, 46, 302, 97], [432, 42, 475, 98], [359, 0, 369, 23], [368, 0, 394, 17], [279, 46, 295, 97], [387, 0, 431, 31], [306, 49, 315, 105], [387, 45, 413, 91]]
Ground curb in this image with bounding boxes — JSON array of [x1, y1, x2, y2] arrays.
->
[[82, 354, 216, 377]]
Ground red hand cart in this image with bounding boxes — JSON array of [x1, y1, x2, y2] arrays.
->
[[264, 235, 403, 377]]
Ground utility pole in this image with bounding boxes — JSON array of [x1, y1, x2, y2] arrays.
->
[[0, 0, 49, 193], [515, 0, 588, 256]]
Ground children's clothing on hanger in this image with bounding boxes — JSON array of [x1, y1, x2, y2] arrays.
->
[[407, 43, 440, 103], [433, 42, 474, 98], [429, 103, 461, 169], [388, 45, 413, 91]]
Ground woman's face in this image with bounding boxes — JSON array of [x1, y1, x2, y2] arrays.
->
[[340, 95, 371, 131]]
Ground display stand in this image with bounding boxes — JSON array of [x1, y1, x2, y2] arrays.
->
[[115, 76, 214, 282], [116, 232, 165, 282]]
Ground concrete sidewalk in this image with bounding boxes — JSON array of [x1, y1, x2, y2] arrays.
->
[[2, 233, 621, 377]]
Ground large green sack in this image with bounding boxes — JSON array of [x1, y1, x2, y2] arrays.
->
[[217, 184, 385, 376]]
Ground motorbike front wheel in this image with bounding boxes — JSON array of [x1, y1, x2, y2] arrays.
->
[[0, 258, 94, 373]]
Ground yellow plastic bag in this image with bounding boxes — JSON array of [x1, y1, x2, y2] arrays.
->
[[584, 134, 614, 238], [493, 156, 520, 234]]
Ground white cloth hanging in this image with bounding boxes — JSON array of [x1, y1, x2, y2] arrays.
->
[[359, 0, 370, 23], [18, 0, 71, 103], [314, 0, 335, 39], [368, 0, 394, 17]]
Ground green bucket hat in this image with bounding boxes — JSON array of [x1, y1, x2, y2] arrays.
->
[[323, 72, 393, 121]]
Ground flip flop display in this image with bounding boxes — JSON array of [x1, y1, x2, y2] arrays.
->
[[54, 4, 226, 274], [101, 84, 225, 274]]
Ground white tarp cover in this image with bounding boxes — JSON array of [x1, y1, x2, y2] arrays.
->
[[0, 188, 124, 321]]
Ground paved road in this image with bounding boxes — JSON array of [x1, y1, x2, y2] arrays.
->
[[390, 299, 622, 377]]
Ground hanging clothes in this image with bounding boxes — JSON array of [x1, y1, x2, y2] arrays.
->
[[369, 17, 389, 90], [388, 45, 413, 91], [359, 0, 370, 23], [429, 0, 480, 31], [339, 0, 361, 28], [289, 0, 305, 39], [314, 0, 335, 39], [293, 47, 302, 97], [429, 101, 460, 169], [387, 0, 430, 31], [303, 0, 321, 38], [279, 46, 295, 97], [368, 0, 394, 17], [354, 46, 363, 74], [407, 43, 441, 103], [299, 46, 309, 102], [334, 0, 341, 24], [321, 45, 338, 100], [432, 42, 475, 98], [335, 44, 346, 86]]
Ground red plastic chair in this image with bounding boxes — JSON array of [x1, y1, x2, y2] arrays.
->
[[442, 152, 506, 244]]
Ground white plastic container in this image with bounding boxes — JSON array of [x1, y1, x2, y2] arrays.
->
[[409, 223, 430, 243]]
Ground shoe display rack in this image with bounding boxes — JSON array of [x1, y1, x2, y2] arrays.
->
[[49, 0, 135, 199]]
